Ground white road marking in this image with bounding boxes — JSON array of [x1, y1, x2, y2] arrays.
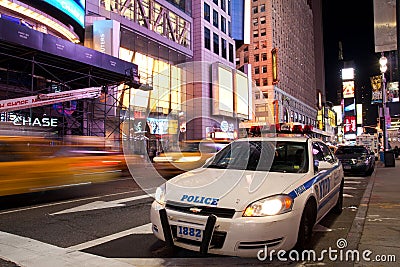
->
[[344, 177, 366, 180], [0, 231, 133, 267], [344, 181, 361, 184], [0, 188, 155, 216], [50, 194, 152, 215], [343, 193, 354, 198], [343, 186, 357, 190], [66, 223, 153, 251]]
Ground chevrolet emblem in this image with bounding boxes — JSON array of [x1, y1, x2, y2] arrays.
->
[[189, 207, 202, 213]]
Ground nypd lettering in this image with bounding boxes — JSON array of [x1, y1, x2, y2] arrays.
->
[[180, 195, 219, 206]]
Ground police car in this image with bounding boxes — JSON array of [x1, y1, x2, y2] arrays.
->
[[150, 135, 344, 257]]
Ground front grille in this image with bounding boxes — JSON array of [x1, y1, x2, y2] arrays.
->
[[238, 237, 283, 249], [166, 201, 236, 218], [340, 159, 355, 165], [171, 225, 227, 249]]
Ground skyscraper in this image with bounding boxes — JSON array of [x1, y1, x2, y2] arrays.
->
[[236, 0, 325, 128]]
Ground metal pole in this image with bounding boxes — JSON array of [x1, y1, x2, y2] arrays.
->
[[382, 72, 388, 152]]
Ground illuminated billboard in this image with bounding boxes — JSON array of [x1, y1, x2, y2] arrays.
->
[[44, 0, 85, 27], [387, 81, 399, 102], [341, 68, 354, 80], [235, 70, 250, 118], [212, 63, 234, 116], [344, 116, 356, 134], [370, 75, 383, 104], [342, 81, 355, 98]]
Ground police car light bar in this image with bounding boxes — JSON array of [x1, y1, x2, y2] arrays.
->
[[261, 123, 314, 136]]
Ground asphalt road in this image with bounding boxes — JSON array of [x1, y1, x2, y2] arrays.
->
[[0, 171, 371, 266]]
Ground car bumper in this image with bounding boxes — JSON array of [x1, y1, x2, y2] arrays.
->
[[150, 201, 302, 257], [342, 163, 370, 174]]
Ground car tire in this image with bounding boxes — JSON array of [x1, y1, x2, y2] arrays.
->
[[332, 180, 344, 214], [294, 201, 316, 251]]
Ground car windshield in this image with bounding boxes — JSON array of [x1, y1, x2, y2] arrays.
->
[[206, 141, 308, 173], [336, 146, 368, 155]]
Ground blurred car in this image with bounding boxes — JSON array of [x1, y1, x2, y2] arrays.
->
[[153, 140, 230, 177], [335, 145, 375, 176], [0, 136, 123, 197]]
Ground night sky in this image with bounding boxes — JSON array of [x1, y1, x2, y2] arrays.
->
[[322, 0, 380, 126]]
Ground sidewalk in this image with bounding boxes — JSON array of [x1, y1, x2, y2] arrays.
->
[[353, 158, 400, 266]]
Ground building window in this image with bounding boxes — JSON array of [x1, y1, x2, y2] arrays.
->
[[204, 3, 210, 22], [221, 16, 226, 33], [260, 16, 266, 24], [244, 56, 248, 63], [262, 65, 267, 73], [260, 28, 266, 36], [263, 91, 268, 98], [228, 21, 231, 37], [254, 42, 259, 50], [204, 27, 211, 49], [221, 38, 227, 59], [253, 30, 259, 38], [213, 33, 219, 54], [253, 18, 258, 26], [229, 43, 234, 62], [255, 92, 260, 99], [261, 41, 267, 48], [262, 53, 267, 61], [254, 54, 260, 62], [213, 0, 218, 5], [255, 79, 260, 86], [228, 0, 231, 15], [262, 78, 268, 86], [260, 4, 265, 12], [254, 66, 260, 74], [221, 0, 226, 11], [252, 6, 258, 14], [213, 10, 219, 28]]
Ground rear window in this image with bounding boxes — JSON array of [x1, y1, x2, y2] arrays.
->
[[336, 146, 368, 155]]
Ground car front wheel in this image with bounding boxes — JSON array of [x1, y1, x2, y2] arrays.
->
[[332, 180, 344, 214], [294, 201, 316, 250]]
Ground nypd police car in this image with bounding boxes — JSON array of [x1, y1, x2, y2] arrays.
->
[[150, 136, 344, 257]]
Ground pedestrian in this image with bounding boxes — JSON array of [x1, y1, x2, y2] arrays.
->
[[394, 146, 399, 158]]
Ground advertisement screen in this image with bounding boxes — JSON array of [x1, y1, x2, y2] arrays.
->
[[344, 98, 355, 116], [370, 75, 383, 104], [342, 81, 355, 98], [344, 116, 356, 134], [44, 0, 85, 27], [147, 118, 168, 135], [387, 81, 399, 102]]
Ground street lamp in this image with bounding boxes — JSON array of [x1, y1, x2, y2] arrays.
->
[[379, 53, 388, 154]]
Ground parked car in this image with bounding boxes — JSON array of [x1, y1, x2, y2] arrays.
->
[[150, 136, 344, 257], [334, 145, 375, 176]]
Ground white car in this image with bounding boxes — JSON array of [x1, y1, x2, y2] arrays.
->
[[150, 136, 344, 257]]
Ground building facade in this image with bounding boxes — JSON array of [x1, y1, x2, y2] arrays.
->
[[236, 0, 322, 128]]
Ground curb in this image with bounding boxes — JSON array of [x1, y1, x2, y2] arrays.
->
[[345, 169, 376, 251]]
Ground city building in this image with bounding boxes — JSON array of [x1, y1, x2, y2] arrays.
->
[[0, 0, 252, 153], [236, 0, 326, 134]]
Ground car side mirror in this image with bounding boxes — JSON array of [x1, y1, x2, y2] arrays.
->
[[314, 160, 331, 174]]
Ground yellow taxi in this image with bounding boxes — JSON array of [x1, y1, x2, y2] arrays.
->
[[153, 140, 230, 177], [0, 136, 123, 196]]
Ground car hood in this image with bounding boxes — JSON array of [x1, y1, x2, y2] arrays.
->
[[164, 167, 306, 211]]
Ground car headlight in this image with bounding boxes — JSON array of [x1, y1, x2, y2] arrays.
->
[[243, 195, 293, 217], [155, 184, 166, 206]]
